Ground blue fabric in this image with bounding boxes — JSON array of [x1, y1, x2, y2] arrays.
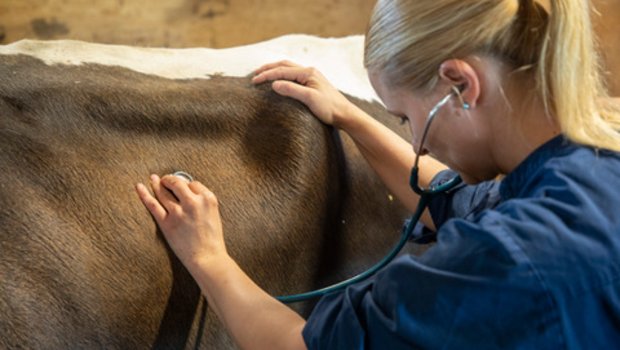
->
[[302, 136, 620, 349], [409, 169, 502, 242]]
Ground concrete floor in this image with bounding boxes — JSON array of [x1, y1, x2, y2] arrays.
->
[[0, 0, 618, 93]]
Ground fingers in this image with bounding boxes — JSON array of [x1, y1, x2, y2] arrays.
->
[[188, 180, 209, 195], [161, 175, 195, 203], [189, 181, 219, 207], [271, 80, 316, 104], [137, 174, 219, 217], [150, 174, 181, 213], [252, 62, 321, 104], [252, 65, 315, 85], [253, 60, 299, 76], [136, 182, 167, 223]]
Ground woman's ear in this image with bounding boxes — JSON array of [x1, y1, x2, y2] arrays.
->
[[438, 59, 481, 109]]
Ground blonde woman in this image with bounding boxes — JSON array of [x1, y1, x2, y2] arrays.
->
[[136, 0, 620, 348]]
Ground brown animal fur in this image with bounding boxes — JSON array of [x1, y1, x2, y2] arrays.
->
[[0, 54, 420, 348]]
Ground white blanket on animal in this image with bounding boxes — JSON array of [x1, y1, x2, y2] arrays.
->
[[0, 35, 379, 103]]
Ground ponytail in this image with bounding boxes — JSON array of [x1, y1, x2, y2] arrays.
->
[[540, 0, 620, 151]]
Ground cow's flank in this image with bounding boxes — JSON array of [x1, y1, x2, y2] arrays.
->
[[0, 45, 418, 348]]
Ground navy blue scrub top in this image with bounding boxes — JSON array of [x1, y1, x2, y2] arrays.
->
[[302, 135, 620, 349]]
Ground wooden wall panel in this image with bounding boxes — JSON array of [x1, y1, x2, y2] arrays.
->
[[0, 0, 617, 94], [0, 0, 376, 48]]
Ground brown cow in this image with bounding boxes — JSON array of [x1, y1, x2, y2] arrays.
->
[[0, 38, 418, 348]]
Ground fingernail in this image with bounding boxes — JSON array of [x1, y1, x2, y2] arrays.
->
[[150, 174, 158, 182]]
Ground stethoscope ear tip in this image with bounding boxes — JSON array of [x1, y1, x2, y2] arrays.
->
[[452, 84, 469, 110]]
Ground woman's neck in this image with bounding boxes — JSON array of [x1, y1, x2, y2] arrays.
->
[[486, 69, 562, 174]]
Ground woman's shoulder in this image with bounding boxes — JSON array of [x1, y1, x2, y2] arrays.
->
[[539, 136, 620, 191], [428, 135, 620, 269], [501, 140, 620, 231], [430, 138, 620, 267], [507, 135, 620, 198]]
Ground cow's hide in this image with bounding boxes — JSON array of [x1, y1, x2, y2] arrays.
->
[[0, 36, 422, 348]]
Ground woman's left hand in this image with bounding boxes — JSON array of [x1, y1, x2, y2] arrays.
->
[[136, 174, 227, 270]]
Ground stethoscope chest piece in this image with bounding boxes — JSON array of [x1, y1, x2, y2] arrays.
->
[[172, 171, 194, 183]]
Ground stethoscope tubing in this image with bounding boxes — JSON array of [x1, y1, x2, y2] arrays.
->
[[275, 188, 430, 303], [276, 171, 462, 303]]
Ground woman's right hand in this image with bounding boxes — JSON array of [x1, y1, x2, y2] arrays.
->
[[252, 60, 357, 129]]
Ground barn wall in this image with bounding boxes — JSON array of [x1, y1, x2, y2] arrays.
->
[[592, 0, 620, 95], [0, 0, 618, 94], [0, 0, 376, 48]]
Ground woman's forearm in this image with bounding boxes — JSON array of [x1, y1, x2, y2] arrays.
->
[[187, 254, 307, 350], [338, 104, 447, 229]]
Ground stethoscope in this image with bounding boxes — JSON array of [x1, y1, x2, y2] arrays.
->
[[171, 89, 464, 304]]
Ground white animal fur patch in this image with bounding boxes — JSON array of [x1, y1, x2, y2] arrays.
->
[[0, 35, 380, 102]]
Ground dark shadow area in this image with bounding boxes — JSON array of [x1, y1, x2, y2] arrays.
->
[[152, 228, 204, 349], [301, 127, 349, 316]]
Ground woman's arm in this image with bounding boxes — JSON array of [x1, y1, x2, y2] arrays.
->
[[337, 102, 448, 229], [190, 254, 307, 350], [252, 61, 447, 229], [136, 175, 306, 350]]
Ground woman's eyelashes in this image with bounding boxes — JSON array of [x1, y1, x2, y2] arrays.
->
[[387, 109, 409, 125], [390, 112, 409, 125]]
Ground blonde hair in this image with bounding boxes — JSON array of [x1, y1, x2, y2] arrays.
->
[[365, 0, 620, 152]]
